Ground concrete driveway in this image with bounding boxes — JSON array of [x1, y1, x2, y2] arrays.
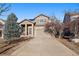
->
[[11, 27, 77, 56]]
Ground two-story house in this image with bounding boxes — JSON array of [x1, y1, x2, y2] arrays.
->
[[0, 14, 51, 39], [63, 13, 79, 35]]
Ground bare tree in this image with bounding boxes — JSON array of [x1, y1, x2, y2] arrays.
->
[[45, 15, 61, 38], [0, 3, 11, 16], [49, 15, 58, 23]]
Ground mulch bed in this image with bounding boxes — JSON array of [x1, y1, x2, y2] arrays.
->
[[57, 38, 79, 55]]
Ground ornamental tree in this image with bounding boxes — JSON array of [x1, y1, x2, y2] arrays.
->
[[3, 13, 22, 43]]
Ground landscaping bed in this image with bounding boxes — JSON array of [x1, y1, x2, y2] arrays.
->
[[58, 38, 79, 55], [0, 37, 32, 55]]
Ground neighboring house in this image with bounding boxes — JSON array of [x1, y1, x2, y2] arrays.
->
[[63, 13, 79, 34], [0, 19, 5, 39], [63, 13, 79, 23], [19, 19, 35, 37]]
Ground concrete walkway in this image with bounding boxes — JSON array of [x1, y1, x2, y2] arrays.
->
[[11, 28, 77, 56]]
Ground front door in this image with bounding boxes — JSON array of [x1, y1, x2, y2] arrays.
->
[[27, 24, 32, 36]]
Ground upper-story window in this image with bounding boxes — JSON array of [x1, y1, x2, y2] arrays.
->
[[40, 19, 43, 22], [40, 19, 46, 22], [40, 16, 46, 22]]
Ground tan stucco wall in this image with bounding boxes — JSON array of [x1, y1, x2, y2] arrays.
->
[[34, 16, 50, 26]]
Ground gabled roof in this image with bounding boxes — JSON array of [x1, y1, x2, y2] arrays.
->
[[34, 14, 49, 19], [0, 19, 6, 22], [19, 19, 35, 24], [65, 13, 79, 16], [29, 19, 35, 21], [63, 13, 79, 23], [0, 19, 6, 24]]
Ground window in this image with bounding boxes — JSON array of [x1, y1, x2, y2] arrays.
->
[[39, 19, 46, 25], [40, 18, 46, 22]]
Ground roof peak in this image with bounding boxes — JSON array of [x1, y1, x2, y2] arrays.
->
[[35, 14, 49, 19], [19, 19, 35, 24], [0, 19, 6, 22], [65, 12, 79, 16]]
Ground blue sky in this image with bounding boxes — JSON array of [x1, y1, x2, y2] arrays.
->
[[0, 3, 79, 22]]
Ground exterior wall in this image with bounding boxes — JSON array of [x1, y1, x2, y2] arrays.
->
[[34, 15, 50, 26], [0, 20, 5, 39], [19, 20, 34, 37]]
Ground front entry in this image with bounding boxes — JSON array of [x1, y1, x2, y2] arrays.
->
[[27, 24, 33, 37]]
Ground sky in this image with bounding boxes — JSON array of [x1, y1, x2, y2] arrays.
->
[[0, 3, 79, 22]]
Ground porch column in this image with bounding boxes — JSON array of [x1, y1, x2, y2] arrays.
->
[[2, 30, 4, 39], [25, 24, 27, 36], [32, 24, 34, 37]]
